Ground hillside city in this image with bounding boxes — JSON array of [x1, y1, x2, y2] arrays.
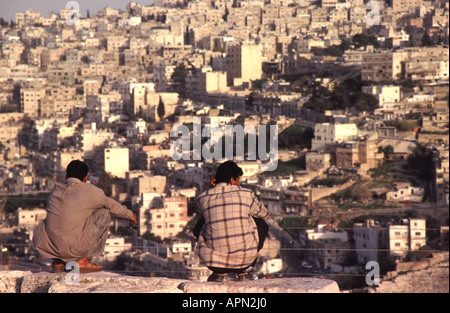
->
[[0, 0, 448, 292]]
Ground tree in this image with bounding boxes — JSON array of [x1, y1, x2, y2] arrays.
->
[[352, 33, 379, 49], [223, 5, 229, 22], [351, 92, 378, 113], [143, 231, 162, 243], [0, 17, 8, 27], [379, 145, 394, 158], [407, 144, 434, 182], [171, 64, 188, 84], [96, 171, 113, 196], [421, 32, 432, 47], [157, 96, 165, 121]]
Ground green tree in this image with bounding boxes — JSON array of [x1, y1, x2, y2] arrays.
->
[[352, 33, 379, 49], [378, 145, 394, 158], [96, 171, 113, 196], [143, 231, 162, 243], [171, 64, 188, 84], [157, 96, 165, 121], [407, 144, 434, 182], [421, 32, 432, 47]]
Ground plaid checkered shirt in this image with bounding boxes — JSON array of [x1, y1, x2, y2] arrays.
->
[[195, 182, 269, 269]]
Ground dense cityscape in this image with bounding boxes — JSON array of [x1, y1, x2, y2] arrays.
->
[[0, 0, 448, 293]]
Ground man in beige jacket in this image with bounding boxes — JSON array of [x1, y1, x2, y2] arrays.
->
[[33, 160, 137, 273]]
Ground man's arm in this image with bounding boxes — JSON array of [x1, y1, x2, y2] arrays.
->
[[102, 195, 134, 220], [249, 193, 269, 221]]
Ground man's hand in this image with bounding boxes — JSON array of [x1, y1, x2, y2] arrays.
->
[[210, 176, 216, 188], [129, 213, 137, 226]]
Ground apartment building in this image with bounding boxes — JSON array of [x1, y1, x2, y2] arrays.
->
[[362, 85, 401, 108], [301, 223, 350, 270], [311, 123, 358, 151], [353, 219, 389, 264], [226, 41, 262, 86], [320, 0, 338, 8], [104, 147, 129, 179], [389, 219, 426, 259], [361, 50, 406, 82], [391, 0, 424, 13], [306, 151, 331, 173], [148, 196, 189, 240], [405, 57, 449, 82], [353, 218, 427, 264], [185, 66, 229, 103], [20, 87, 45, 117], [15, 208, 47, 227], [102, 237, 132, 260], [335, 133, 382, 171]]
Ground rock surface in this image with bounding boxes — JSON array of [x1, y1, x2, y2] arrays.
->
[[0, 271, 340, 293], [180, 277, 340, 293]]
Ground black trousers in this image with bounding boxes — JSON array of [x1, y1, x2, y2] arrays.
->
[[193, 216, 269, 274]]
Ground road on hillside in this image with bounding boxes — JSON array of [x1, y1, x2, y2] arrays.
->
[[267, 222, 308, 277]]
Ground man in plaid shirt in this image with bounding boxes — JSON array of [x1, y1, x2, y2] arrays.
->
[[194, 161, 269, 282]]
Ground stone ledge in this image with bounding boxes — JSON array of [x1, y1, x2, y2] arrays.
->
[[0, 271, 340, 293], [180, 277, 340, 293]]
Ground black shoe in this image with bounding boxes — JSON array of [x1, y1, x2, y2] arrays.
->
[[207, 273, 225, 282]]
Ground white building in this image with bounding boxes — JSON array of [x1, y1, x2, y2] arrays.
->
[[79, 124, 115, 159], [353, 218, 427, 264], [386, 184, 424, 203], [300, 223, 350, 270], [362, 85, 401, 108], [16, 207, 47, 227], [353, 219, 388, 264], [305, 223, 349, 242], [311, 123, 358, 151], [104, 147, 129, 178], [126, 119, 147, 138], [389, 218, 426, 259], [103, 236, 132, 259], [148, 196, 189, 240]]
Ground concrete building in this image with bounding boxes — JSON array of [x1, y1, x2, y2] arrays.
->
[[353, 219, 389, 264], [77, 125, 115, 159], [391, 0, 423, 12], [300, 223, 350, 270], [104, 147, 129, 179], [226, 41, 262, 87], [148, 196, 189, 240], [311, 123, 358, 151], [361, 49, 406, 82], [389, 219, 426, 259], [335, 133, 382, 171], [362, 85, 401, 108], [353, 218, 427, 264], [20, 87, 45, 117], [102, 236, 132, 260], [386, 183, 425, 203], [305, 151, 331, 173], [15, 208, 47, 227]]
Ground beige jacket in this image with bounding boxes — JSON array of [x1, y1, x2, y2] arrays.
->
[[33, 178, 133, 262]]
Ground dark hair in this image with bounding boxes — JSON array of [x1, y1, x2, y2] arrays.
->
[[66, 160, 89, 181], [215, 161, 243, 184]]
